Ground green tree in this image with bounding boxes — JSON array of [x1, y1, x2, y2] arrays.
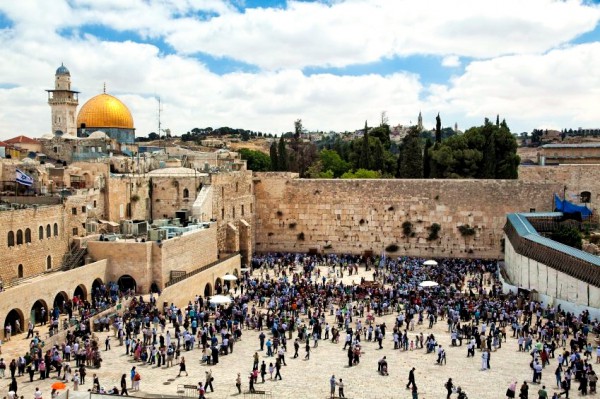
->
[[277, 136, 288, 171], [320, 149, 350, 177], [269, 141, 279, 171], [550, 225, 583, 249], [435, 113, 441, 143], [481, 118, 496, 179], [341, 169, 381, 179], [398, 127, 423, 178], [423, 138, 433, 178], [359, 121, 371, 170], [370, 124, 391, 149], [238, 148, 272, 171], [372, 139, 385, 172]]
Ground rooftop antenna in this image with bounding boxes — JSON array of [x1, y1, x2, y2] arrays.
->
[[157, 96, 164, 150]]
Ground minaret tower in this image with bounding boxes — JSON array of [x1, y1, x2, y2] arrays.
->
[[46, 63, 79, 136], [417, 111, 423, 130]]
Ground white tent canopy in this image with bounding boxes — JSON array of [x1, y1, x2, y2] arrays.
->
[[419, 281, 439, 288], [209, 295, 232, 304], [423, 260, 438, 266]]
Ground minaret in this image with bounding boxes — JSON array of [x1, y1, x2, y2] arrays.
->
[[417, 111, 423, 130], [46, 63, 79, 136]]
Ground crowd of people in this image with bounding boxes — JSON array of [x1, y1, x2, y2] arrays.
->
[[2, 253, 600, 399]]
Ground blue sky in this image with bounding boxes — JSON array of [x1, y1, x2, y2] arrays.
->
[[0, 0, 599, 139]]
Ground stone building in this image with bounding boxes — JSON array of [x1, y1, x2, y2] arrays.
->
[[538, 143, 600, 165]]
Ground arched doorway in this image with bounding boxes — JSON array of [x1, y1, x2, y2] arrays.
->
[[150, 282, 160, 294], [204, 282, 212, 297], [4, 309, 24, 338], [73, 284, 88, 301], [215, 278, 223, 295], [53, 291, 69, 313], [91, 278, 104, 299], [31, 300, 48, 326], [118, 275, 137, 293]]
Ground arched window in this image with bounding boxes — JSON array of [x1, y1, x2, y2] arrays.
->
[[53, 223, 58, 237], [17, 264, 23, 278], [25, 228, 31, 243], [39, 226, 44, 240], [16, 230, 23, 245], [183, 188, 189, 198], [7, 231, 14, 247], [46, 224, 51, 238], [46, 255, 52, 270]]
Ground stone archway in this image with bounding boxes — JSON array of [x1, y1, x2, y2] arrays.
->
[[31, 299, 48, 325], [74, 284, 88, 302], [215, 277, 223, 295], [118, 275, 137, 293], [91, 278, 104, 298], [4, 308, 24, 338], [53, 291, 69, 313], [204, 282, 212, 297]]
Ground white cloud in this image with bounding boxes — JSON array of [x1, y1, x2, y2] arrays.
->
[[0, 0, 599, 139], [441, 55, 460, 68], [163, 0, 600, 69]]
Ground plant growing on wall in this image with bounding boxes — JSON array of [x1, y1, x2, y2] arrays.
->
[[131, 194, 140, 203], [276, 210, 283, 217], [402, 221, 413, 236], [289, 222, 297, 229], [458, 224, 476, 237], [427, 223, 441, 241], [297, 232, 305, 241], [385, 243, 399, 253]]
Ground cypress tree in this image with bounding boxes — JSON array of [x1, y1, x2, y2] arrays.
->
[[360, 121, 371, 170], [435, 113, 442, 143], [423, 138, 433, 178], [399, 127, 424, 178], [277, 136, 288, 171], [269, 141, 279, 171]]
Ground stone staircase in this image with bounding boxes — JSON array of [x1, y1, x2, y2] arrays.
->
[[61, 246, 87, 270]]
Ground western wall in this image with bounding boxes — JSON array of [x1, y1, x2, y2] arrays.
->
[[253, 172, 564, 258]]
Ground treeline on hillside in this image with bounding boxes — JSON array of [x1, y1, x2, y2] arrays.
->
[[240, 116, 520, 179]]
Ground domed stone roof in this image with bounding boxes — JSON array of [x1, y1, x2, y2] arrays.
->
[[76, 93, 134, 129], [56, 63, 70, 76]]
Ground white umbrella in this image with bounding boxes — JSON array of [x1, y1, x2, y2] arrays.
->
[[209, 295, 232, 304], [223, 274, 238, 281], [419, 281, 439, 288], [240, 268, 250, 272], [423, 260, 438, 266]]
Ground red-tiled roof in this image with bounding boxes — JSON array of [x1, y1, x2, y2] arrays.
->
[[5, 135, 39, 144]]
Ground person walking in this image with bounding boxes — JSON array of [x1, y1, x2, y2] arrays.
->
[[260, 361, 266, 383], [236, 373, 242, 395], [330, 375, 336, 399], [412, 385, 419, 399], [120, 374, 129, 396], [407, 367, 416, 389], [520, 381, 529, 399], [205, 370, 214, 392], [338, 378, 345, 398], [304, 341, 310, 360], [445, 378, 454, 399], [506, 381, 517, 398], [130, 367, 136, 389], [274, 359, 282, 380], [178, 357, 188, 377]]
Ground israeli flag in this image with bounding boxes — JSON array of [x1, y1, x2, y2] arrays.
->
[[16, 169, 33, 187]]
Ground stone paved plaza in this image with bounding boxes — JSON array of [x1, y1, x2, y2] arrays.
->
[[1, 266, 571, 399]]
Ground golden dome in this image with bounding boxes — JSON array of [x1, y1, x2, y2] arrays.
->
[[76, 93, 134, 129]]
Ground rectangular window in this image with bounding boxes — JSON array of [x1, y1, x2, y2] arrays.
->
[[72, 207, 77, 215], [233, 207, 236, 218], [72, 228, 78, 236], [241, 205, 244, 216], [221, 208, 224, 219], [82, 206, 86, 213]]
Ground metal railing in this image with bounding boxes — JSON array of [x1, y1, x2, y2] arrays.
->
[[164, 252, 239, 288]]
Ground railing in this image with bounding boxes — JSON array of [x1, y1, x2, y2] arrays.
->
[[164, 252, 239, 288]]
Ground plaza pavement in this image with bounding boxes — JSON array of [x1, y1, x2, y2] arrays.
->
[[0, 266, 568, 399]]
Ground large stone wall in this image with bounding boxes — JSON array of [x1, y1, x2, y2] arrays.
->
[[518, 165, 600, 212], [253, 173, 562, 258]]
